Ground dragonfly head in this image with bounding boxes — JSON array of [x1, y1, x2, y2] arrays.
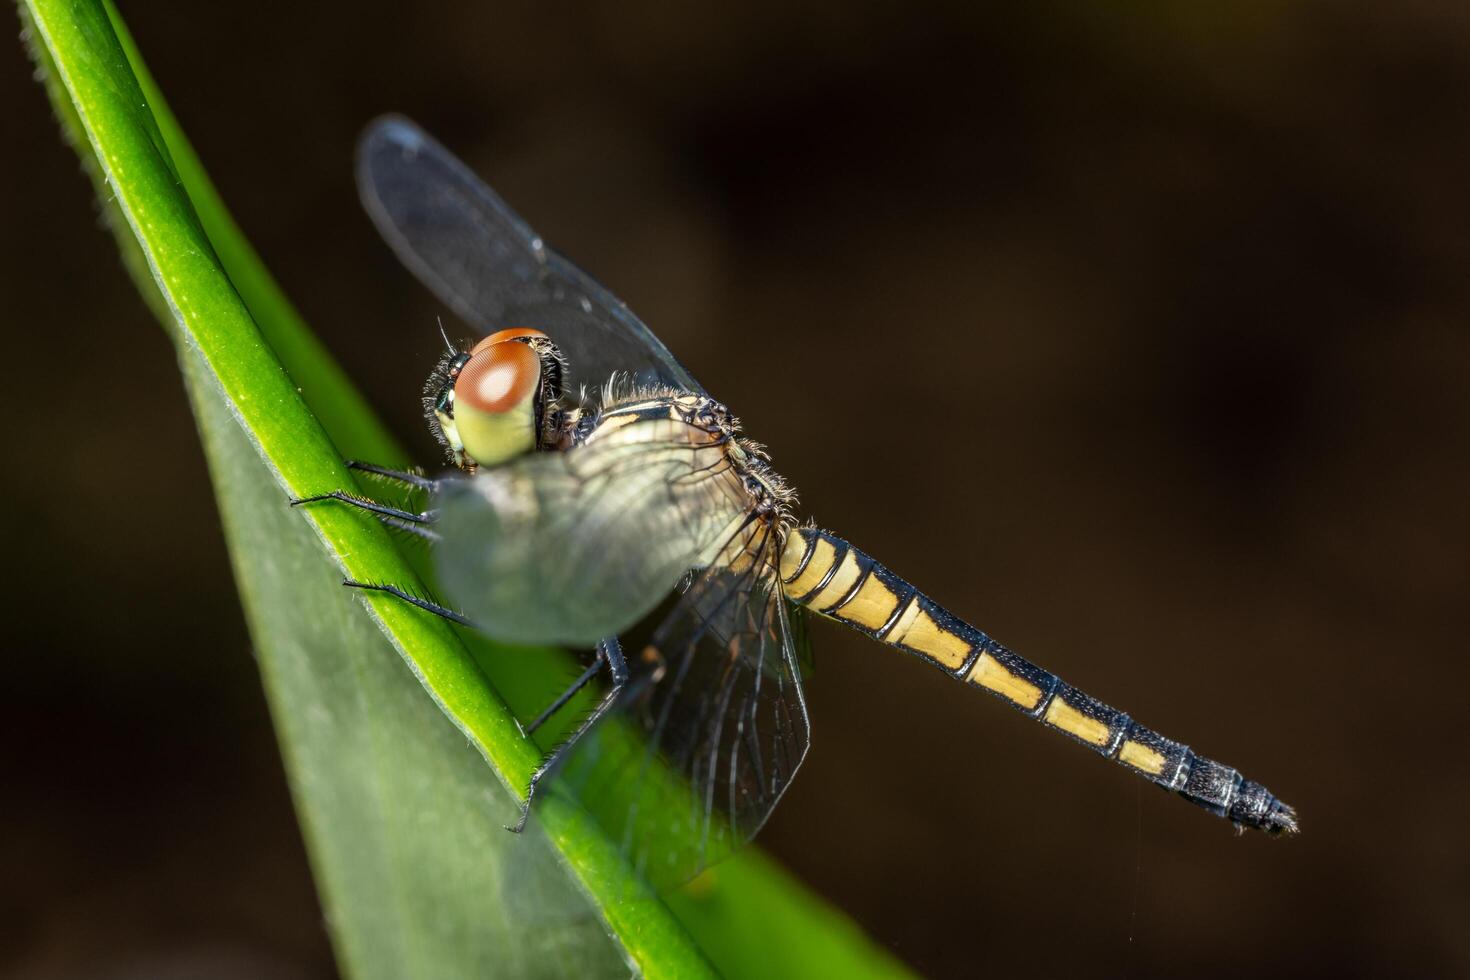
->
[[424, 327, 565, 470]]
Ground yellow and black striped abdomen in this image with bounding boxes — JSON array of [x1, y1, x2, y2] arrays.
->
[[778, 526, 1297, 834]]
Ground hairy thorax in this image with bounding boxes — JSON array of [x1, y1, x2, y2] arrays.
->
[[562, 385, 798, 571]]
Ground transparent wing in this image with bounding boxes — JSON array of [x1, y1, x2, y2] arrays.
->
[[357, 115, 703, 401], [553, 517, 812, 889], [431, 418, 749, 647]]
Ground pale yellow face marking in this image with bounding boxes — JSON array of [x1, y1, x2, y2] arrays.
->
[[810, 551, 864, 611], [779, 530, 817, 583], [1119, 740, 1167, 776], [833, 572, 901, 631], [456, 395, 535, 466], [784, 536, 838, 597], [1043, 698, 1111, 747], [890, 604, 972, 670], [966, 654, 1043, 710]]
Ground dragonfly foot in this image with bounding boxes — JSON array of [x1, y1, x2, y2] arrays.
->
[[504, 804, 531, 834]]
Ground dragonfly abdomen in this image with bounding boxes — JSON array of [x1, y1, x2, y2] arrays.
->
[[778, 526, 1298, 835]]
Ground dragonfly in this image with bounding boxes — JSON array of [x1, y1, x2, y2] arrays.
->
[[296, 116, 1298, 888]]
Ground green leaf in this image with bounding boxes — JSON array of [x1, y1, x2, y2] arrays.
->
[[20, 1, 912, 977]]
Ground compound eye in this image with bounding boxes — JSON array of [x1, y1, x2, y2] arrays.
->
[[455, 339, 540, 414], [470, 327, 548, 357]]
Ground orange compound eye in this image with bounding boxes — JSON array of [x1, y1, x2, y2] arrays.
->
[[469, 327, 548, 356], [455, 339, 540, 414]]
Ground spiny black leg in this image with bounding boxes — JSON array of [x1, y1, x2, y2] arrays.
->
[[508, 637, 629, 834], [346, 460, 441, 493], [344, 580, 477, 628], [522, 654, 607, 737], [290, 489, 436, 525]]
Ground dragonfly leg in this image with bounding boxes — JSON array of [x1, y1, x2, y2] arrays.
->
[[508, 637, 629, 834], [522, 655, 606, 737], [291, 489, 441, 541], [342, 580, 477, 628], [345, 460, 441, 493], [290, 488, 436, 524]]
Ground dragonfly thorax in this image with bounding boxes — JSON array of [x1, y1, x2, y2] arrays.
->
[[581, 387, 797, 523]]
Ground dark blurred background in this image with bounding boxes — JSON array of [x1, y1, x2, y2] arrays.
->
[[5, 2, 1468, 977]]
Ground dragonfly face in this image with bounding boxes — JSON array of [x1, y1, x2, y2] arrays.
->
[[425, 327, 568, 469], [305, 115, 1296, 891]]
